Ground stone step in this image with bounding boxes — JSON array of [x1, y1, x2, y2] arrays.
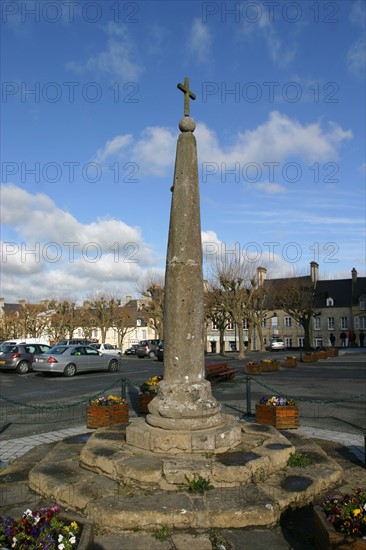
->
[[26, 423, 343, 531]]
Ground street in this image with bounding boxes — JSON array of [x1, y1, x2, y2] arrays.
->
[[0, 351, 365, 440]]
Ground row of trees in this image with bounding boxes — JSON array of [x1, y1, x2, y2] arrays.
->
[[0, 262, 319, 354]]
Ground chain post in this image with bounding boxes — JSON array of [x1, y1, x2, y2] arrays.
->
[[121, 378, 126, 401], [246, 376, 252, 416]]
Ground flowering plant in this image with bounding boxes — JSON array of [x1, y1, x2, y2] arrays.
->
[[259, 395, 296, 406], [0, 504, 79, 549], [89, 394, 125, 406], [320, 488, 366, 538], [140, 375, 162, 394], [246, 361, 258, 366], [286, 356, 297, 360]]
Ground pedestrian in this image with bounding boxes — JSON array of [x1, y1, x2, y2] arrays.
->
[[329, 333, 336, 347], [359, 331, 365, 347], [340, 331, 347, 347]]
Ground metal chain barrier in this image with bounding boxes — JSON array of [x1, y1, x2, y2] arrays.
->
[[0, 376, 142, 411]]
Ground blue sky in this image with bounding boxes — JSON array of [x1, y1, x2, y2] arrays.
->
[[1, 0, 365, 303]]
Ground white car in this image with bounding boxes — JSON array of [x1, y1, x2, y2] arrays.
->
[[269, 338, 286, 351], [90, 343, 122, 355]]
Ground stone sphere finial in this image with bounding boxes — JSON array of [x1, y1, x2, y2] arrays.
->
[[179, 116, 196, 133]]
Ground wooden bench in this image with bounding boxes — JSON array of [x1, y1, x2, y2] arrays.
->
[[205, 362, 238, 382]]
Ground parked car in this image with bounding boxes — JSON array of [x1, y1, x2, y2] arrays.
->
[[0, 343, 51, 374], [90, 343, 121, 355], [136, 339, 160, 358], [269, 338, 286, 351], [156, 341, 164, 362], [56, 338, 97, 346], [32, 345, 120, 377], [124, 345, 138, 355]]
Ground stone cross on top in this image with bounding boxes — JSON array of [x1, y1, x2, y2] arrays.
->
[[177, 77, 196, 117]]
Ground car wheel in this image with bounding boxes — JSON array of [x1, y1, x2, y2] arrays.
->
[[16, 361, 30, 374], [148, 350, 156, 359], [108, 359, 118, 372], [63, 363, 76, 377]]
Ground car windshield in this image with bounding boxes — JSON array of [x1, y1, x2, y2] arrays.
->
[[91, 344, 101, 349], [47, 346, 68, 354]]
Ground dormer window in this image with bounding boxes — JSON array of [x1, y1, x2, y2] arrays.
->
[[326, 297, 334, 306], [360, 296, 366, 310]]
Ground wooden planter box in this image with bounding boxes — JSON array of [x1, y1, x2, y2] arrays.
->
[[139, 393, 156, 414], [260, 360, 280, 372], [326, 348, 339, 357], [86, 404, 129, 429], [245, 362, 262, 374], [313, 505, 366, 550], [318, 351, 327, 360], [255, 404, 299, 429], [303, 353, 318, 363], [284, 358, 297, 368]]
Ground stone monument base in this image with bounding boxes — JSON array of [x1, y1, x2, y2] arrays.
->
[[126, 415, 241, 454]]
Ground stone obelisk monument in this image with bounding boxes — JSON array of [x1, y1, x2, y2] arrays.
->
[[126, 78, 241, 453]]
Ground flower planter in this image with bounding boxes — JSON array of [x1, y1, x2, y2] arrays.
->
[[62, 513, 94, 550], [326, 348, 339, 357], [313, 505, 366, 550], [86, 403, 129, 429], [260, 360, 280, 372], [245, 362, 262, 374], [318, 351, 327, 360], [139, 393, 156, 414], [255, 404, 299, 429], [302, 353, 318, 363], [284, 358, 297, 368]]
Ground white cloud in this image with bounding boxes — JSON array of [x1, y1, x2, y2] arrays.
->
[[67, 23, 143, 80], [255, 182, 286, 194], [187, 18, 212, 64], [94, 135, 133, 164], [241, 4, 298, 68], [92, 112, 352, 180], [1, 184, 161, 302]]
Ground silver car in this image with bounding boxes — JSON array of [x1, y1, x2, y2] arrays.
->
[[32, 345, 120, 377], [269, 338, 286, 351]]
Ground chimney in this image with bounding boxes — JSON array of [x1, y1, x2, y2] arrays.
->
[[310, 261, 319, 283], [257, 267, 267, 287], [18, 299, 26, 307], [83, 300, 90, 308], [125, 295, 132, 304], [352, 268, 357, 284]]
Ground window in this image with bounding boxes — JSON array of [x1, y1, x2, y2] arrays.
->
[[315, 338, 323, 348], [227, 319, 234, 330], [327, 317, 334, 330], [355, 317, 366, 329], [136, 319, 142, 326], [212, 319, 218, 330], [326, 297, 334, 306], [314, 317, 321, 330], [285, 337, 292, 348], [271, 315, 279, 328], [340, 317, 348, 330], [298, 337, 304, 348], [284, 316, 292, 328], [360, 298, 366, 310], [261, 318, 266, 328]]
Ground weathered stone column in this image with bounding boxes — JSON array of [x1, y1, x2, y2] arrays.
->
[[146, 95, 222, 430], [126, 79, 241, 452]]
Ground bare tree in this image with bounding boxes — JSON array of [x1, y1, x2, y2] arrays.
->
[[48, 299, 77, 340], [204, 279, 231, 356], [211, 259, 257, 359], [112, 305, 135, 349], [271, 272, 318, 350], [137, 271, 165, 339], [87, 293, 121, 342]]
